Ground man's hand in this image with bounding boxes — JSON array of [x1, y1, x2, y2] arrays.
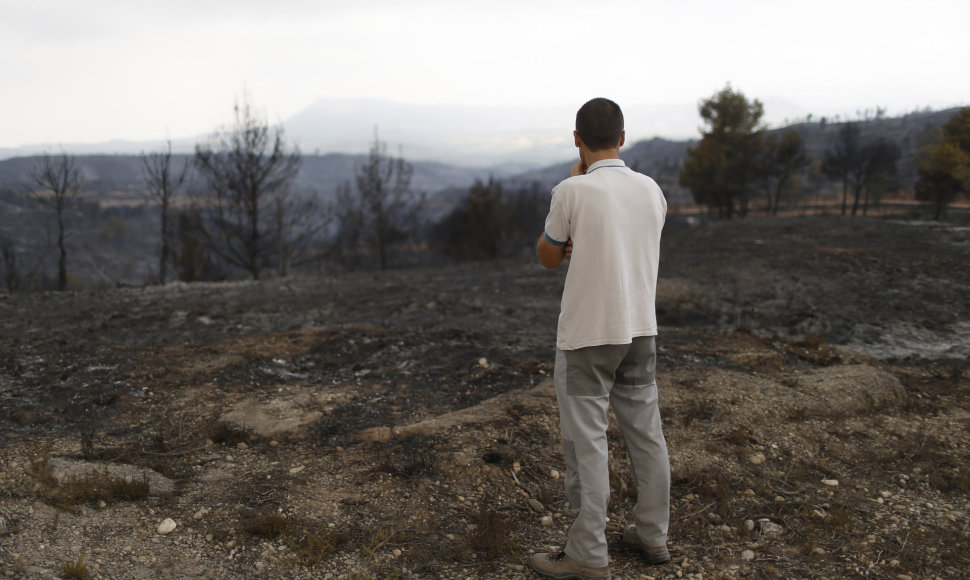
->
[[571, 160, 587, 176], [564, 240, 573, 260]]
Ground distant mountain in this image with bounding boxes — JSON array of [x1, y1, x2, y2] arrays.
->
[[0, 138, 200, 164], [503, 137, 695, 205], [281, 97, 811, 167], [1, 106, 961, 209], [503, 107, 965, 206], [281, 98, 580, 167], [0, 95, 821, 167], [779, 107, 962, 188], [0, 153, 529, 205], [0, 107, 962, 288], [0, 99, 580, 168]]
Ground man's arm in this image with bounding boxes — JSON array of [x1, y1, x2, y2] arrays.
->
[[537, 233, 570, 269], [538, 164, 579, 269]]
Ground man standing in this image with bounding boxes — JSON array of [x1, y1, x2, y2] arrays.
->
[[531, 98, 670, 580]]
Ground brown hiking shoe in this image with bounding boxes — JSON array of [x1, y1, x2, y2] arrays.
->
[[622, 525, 670, 565], [529, 551, 611, 580]]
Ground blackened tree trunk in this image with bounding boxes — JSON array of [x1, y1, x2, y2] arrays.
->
[[28, 153, 85, 291]]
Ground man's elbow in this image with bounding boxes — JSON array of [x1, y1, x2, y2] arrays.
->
[[539, 254, 561, 269], [537, 238, 564, 269]]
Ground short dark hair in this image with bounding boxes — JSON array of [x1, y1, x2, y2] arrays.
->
[[575, 98, 624, 151]]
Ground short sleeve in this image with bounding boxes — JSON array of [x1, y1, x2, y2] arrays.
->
[[544, 187, 570, 245]]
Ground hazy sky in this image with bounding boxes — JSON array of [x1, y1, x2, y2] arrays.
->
[[1, 0, 967, 150]]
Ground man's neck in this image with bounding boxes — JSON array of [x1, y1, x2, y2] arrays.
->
[[582, 147, 621, 166]]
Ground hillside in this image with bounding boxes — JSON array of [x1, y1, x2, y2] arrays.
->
[[0, 216, 967, 579], [505, 138, 694, 205], [497, 107, 966, 207], [0, 154, 530, 287], [782, 107, 962, 187], [0, 107, 964, 289], [0, 154, 523, 203], [1, 106, 961, 204]]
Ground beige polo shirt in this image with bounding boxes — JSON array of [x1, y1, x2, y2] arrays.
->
[[544, 158, 667, 350]]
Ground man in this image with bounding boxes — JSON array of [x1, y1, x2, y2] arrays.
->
[[531, 98, 671, 580]]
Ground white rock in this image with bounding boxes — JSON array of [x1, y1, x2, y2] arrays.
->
[[540, 516, 554, 527], [759, 520, 784, 538], [156, 518, 177, 535], [744, 519, 755, 532], [741, 549, 755, 561], [749, 452, 766, 465], [478, 357, 489, 368], [43, 458, 175, 496], [821, 479, 839, 486], [289, 465, 305, 475], [192, 507, 210, 520]]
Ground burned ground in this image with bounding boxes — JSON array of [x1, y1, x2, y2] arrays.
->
[[1, 215, 968, 579]]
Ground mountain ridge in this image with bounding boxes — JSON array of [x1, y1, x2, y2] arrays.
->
[[0, 96, 818, 166], [0, 107, 962, 209]]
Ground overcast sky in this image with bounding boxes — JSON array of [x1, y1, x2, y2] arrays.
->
[[1, 0, 967, 151]]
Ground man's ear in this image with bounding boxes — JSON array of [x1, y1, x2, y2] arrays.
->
[[574, 130, 582, 148], [618, 131, 626, 148]]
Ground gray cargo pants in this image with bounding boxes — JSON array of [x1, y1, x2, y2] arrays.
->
[[555, 335, 670, 568]]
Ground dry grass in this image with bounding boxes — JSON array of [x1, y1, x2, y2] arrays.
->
[[241, 512, 290, 539], [371, 435, 438, 478], [209, 423, 254, 446], [291, 528, 350, 567], [61, 555, 88, 579], [470, 496, 517, 561]]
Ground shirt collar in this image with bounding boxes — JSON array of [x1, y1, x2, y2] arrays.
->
[[585, 159, 626, 174]]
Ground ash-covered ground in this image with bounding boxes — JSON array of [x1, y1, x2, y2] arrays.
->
[[1, 216, 968, 579]]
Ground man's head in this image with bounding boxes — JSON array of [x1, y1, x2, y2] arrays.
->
[[575, 98, 624, 151]]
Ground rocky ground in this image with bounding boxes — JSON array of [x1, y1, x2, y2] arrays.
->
[[0, 215, 968, 579]]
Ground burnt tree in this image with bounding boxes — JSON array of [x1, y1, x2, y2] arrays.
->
[[141, 140, 189, 284], [194, 95, 301, 279], [28, 153, 85, 291]]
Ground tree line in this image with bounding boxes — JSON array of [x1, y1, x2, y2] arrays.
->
[[678, 85, 969, 220], [0, 94, 548, 291], [2, 91, 967, 292]]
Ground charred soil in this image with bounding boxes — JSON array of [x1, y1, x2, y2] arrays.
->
[[1, 215, 969, 579]]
